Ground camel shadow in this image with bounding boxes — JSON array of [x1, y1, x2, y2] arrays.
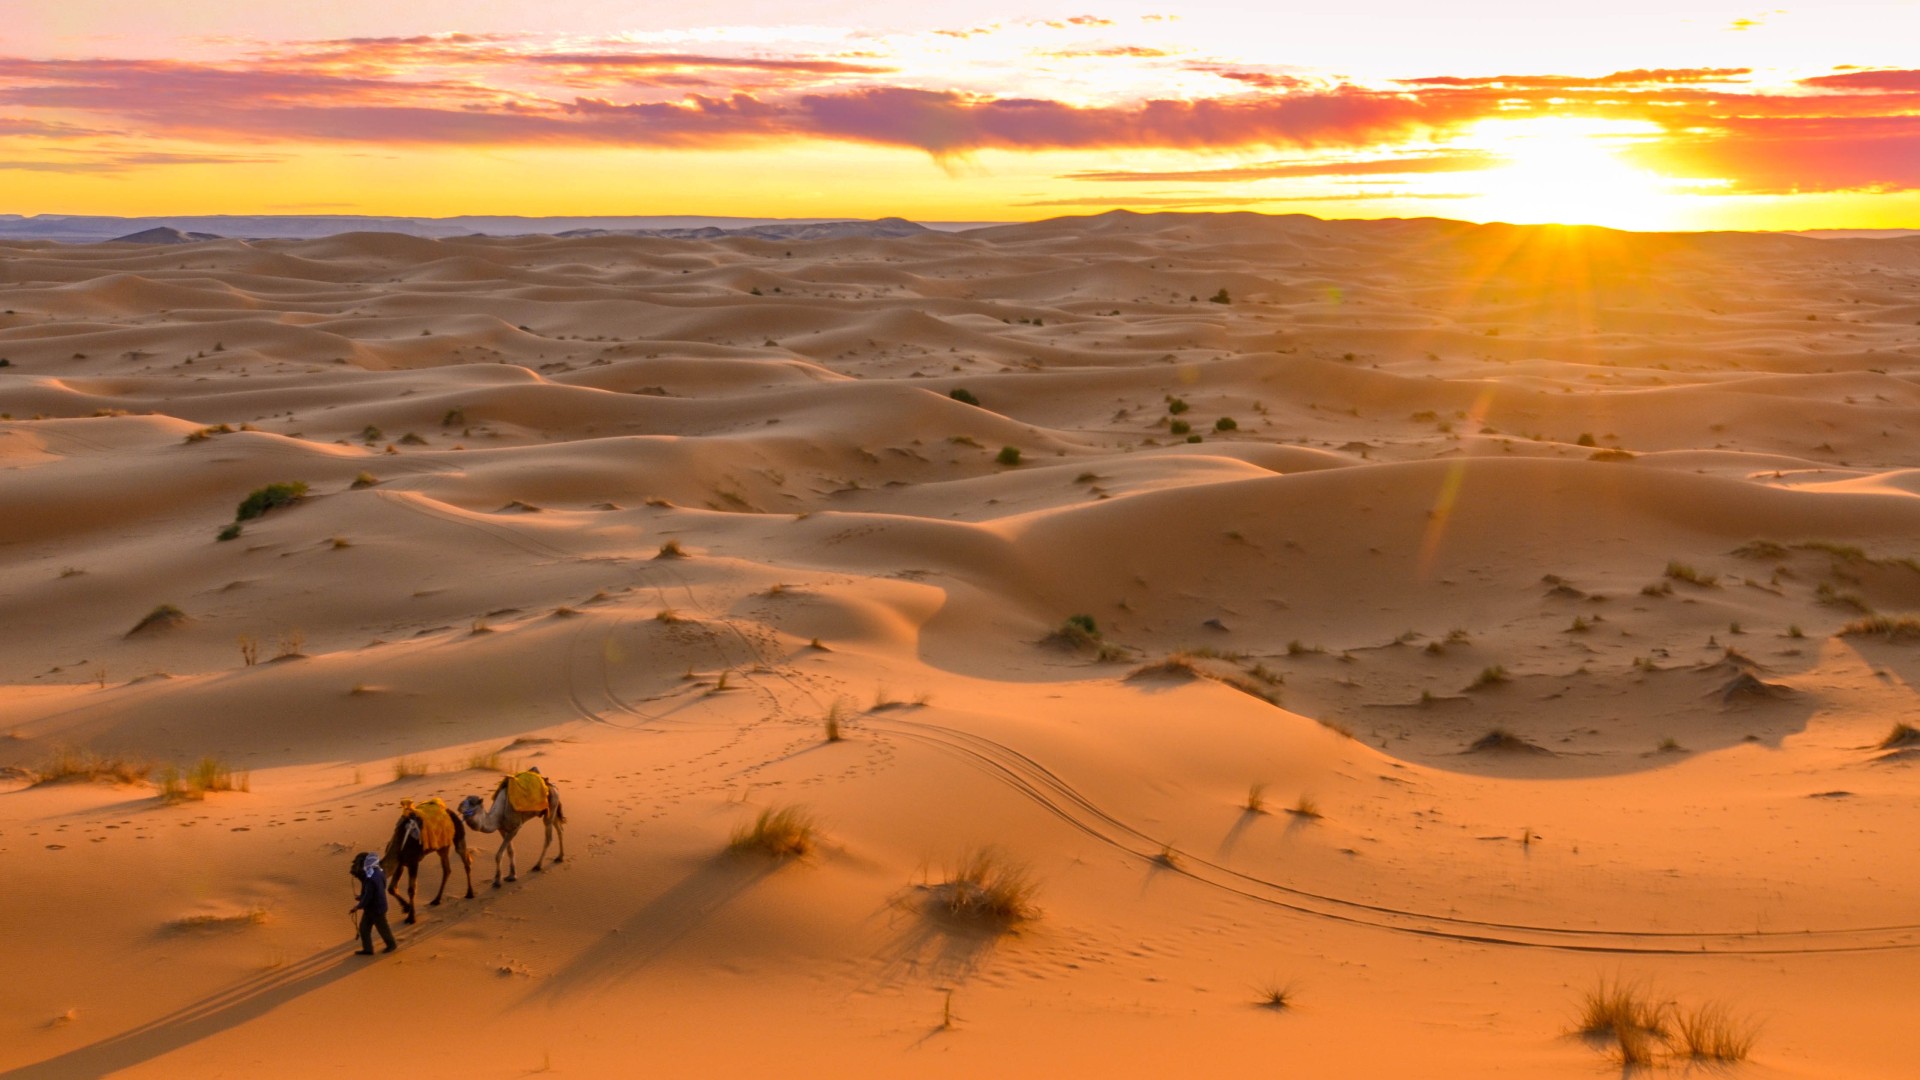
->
[[0, 943, 362, 1079], [532, 853, 775, 1001]]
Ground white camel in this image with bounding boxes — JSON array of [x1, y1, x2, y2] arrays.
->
[[458, 772, 567, 887]]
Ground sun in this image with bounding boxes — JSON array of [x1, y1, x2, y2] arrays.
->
[[1458, 116, 1687, 230]]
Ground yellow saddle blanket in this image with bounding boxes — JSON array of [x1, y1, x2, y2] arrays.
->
[[506, 771, 549, 814], [412, 797, 455, 850]]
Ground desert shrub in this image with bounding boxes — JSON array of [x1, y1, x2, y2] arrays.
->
[[1672, 1001, 1756, 1063], [1167, 397, 1190, 415], [129, 603, 187, 634], [161, 756, 248, 802], [1214, 416, 1237, 431], [1244, 783, 1267, 814], [1288, 794, 1321, 819], [1209, 288, 1231, 304], [350, 471, 379, 489], [235, 481, 308, 522], [1840, 615, 1920, 642], [35, 747, 151, 786], [1881, 722, 1920, 749], [1576, 433, 1597, 447], [1469, 665, 1510, 689], [1663, 561, 1718, 587], [655, 539, 685, 559], [995, 445, 1021, 466], [1169, 419, 1192, 435], [932, 848, 1038, 926], [392, 756, 429, 780], [1256, 981, 1294, 1009], [949, 388, 980, 406], [729, 806, 816, 858]]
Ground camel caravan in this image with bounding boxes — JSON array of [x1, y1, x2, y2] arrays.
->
[[348, 767, 567, 952]]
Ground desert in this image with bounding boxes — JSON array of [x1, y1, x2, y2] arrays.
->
[[3, 211, 1920, 1078]]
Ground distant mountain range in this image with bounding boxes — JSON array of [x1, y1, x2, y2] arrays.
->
[[0, 213, 994, 243]]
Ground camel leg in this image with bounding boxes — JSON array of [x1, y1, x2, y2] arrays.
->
[[531, 813, 552, 873], [458, 843, 475, 899], [429, 848, 450, 907], [404, 862, 419, 925], [388, 863, 415, 923], [491, 838, 508, 887], [553, 815, 565, 864]]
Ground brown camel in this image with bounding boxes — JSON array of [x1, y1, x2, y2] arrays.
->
[[458, 771, 566, 887], [379, 797, 474, 924]]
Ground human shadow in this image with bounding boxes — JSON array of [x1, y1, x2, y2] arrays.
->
[[532, 853, 775, 1000], [2, 902, 480, 1079], [1, 943, 361, 1079]]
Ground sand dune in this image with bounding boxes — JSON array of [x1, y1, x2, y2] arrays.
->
[[4, 212, 1920, 1077]]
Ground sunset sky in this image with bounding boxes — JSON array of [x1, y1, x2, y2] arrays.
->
[[5, 1, 1919, 230]]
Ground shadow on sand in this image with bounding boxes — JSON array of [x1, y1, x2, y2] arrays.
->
[[533, 853, 776, 1000]]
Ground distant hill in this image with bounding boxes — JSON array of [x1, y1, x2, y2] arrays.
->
[[0, 213, 991, 243]]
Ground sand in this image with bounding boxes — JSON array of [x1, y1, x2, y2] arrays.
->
[[3, 210, 1920, 1078]]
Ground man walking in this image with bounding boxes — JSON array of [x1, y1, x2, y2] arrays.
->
[[349, 851, 398, 955]]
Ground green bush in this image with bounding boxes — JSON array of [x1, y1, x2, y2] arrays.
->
[[235, 482, 308, 522], [1214, 417, 1238, 431], [949, 388, 980, 406], [1170, 419, 1191, 435], [996, 446, 1021, 466]]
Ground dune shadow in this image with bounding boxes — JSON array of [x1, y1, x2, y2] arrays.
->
[[0, 944, 361, 1079], [532, 852, 775, 1000]]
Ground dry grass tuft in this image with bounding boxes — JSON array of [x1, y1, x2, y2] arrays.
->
[[1244, 783, 1268, 814], [464, 749, 516, 772], [1879, 722, 1920, 749], [823, 701, 847, 743], [128, 603, 188, 636], [1840, 614, 1920, 642], [159, 756, 249, 802], [169, 907, 269, 932], [655, 608, 685, 624], [729, 805, 816, 858], [392, 756, 429, 780], [1288, 794, 1322, 819], [35, 746, 151, 786], [930, 848, 1039, 927], [1673, 1001, 1757, 1063], [655, 539, 686, 559], [1576, 975, 1669, 1053], [1468, 664, 1510, 689], [1256, 981, 1295, 1010]]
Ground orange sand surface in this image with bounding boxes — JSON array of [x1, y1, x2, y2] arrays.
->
[[4, 212, 1920, 1078]]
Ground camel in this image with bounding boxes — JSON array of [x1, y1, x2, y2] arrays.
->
[[379, 797, 474, 924], [458, 771, 566, 887]]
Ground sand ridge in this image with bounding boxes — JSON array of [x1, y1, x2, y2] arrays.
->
[[3, 211, 1920, 1077]]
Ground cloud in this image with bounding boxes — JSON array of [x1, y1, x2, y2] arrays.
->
[[1801, 69, 1920, 92], [1628, 115, 1920, 193], [0, 150, 275, 173], [1066, 151, 1501, 183]]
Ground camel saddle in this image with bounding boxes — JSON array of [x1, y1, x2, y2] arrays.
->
[[411, 796, 455, 850], [506, 770, 549, 814]]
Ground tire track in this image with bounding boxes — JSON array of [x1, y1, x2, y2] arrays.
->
[[863, 714, 1920, 956]]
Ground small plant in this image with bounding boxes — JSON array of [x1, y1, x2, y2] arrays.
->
[[931, 848, 1039, 927], [1663, 561, 1718, 587], [729, 805, 817, 858], [1288, 794, 1321, 819], [160, 756, 248, 802], [129, 603, 187, 635], [216, 522, 242, 542], [392, 756, 429, 780], [995, 445, 1021, 466], [1640, 580, 1673, 597], [351, 471, 379, 489], [237, 635, 259, 666], [824, 702, 846, 743], [1787, 624, 1805, 638], [655, 608, 684, 624], [1244, 783, 1267, 814], [1469, 665, 1510, 689], [1840, 614, 1920, 642], [1672, 1001, 1756, 1063], [34, 747, 151, 786], [1155, 844, 1181, 868], [949, 388, 980, 406], [464, 749, 507, 771], [1169, 419, 1191, 435], [1214, 416, 1237, 431], [235, 481, 308, 522], [275, 629, 305, 658], [1576, 433, 1596, 447], [1208, 288, 1230, 304], [1256, 981, 1293, 1010], [1574, 975, 1669, 1063], [1567, 616, 1590, 633], [1657, 736, 1683, 753], [441, 407, 465, 427], [655, 539, 686, 559], [1167, 397, 1190, 415], [1880, 722, 1920, 749]]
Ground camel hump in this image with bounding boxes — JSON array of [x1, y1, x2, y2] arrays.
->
[[413, 797, 456, 849], [506, 770, 550, 813]]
